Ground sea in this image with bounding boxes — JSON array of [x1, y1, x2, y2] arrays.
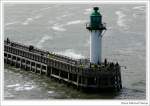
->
[[4, 4, 146, 99]]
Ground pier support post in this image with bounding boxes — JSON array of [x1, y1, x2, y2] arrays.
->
[[10, 55, 13, 66], [58, 70, 61, 83], [25, 60, 27, 70], [5, 54, 7, 64], [15, 57, 17, 67], [20, 59, 22, 68], [96, 77, 100, 88], [29, 61, 31, 71], [68, 72, 70, 80], [50, 67, 52, 78], [40, 65, 42, 75], [35, 63, 37, 73], [45, 66, 48, 76], [77, 75, 79, 88]]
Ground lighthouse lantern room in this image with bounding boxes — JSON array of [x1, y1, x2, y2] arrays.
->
[[86, 7, 106, 64]]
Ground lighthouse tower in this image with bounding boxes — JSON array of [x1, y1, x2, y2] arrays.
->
[[86, 7, 106, 64]]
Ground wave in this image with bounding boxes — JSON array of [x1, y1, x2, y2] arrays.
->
[[22, 18, 33, 25], [5, 21, 19, 26], [6, 84, 20, 88], [66, 20, 86, 25], [116, 11, 127, 29], [51, 25, 66, 32], [4, 92, 14, 98], [15, 85, 35, 91], [51, 20, 86, 32], [37, 35, 53, 48], [32, 6, 51, 13], [115, 48, 134, 56], [132, 13, 144, 18], [84, 8, 92, 14], [56, 13, 73, 20], [48, 91, 55, 94], [132, 6, 145, 11], [39, 7, 51, 11], [132, 81, 145, 87], [6, 83, 35, 91], [57, 49, 84, 59], [115, 11, 128, 30], [34, 14, 43, 19], [22, 15, 42, 25]]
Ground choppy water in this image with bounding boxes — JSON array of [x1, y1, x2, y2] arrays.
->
[[4, 4, 146, 99]]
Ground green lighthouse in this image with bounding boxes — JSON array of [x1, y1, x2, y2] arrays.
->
[[90, 7, 102, 30], [86, 7, 106, 64]]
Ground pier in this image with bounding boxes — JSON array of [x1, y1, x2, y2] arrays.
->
[[4, 39, 122, 91]]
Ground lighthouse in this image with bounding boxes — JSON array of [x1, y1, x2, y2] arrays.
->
[[86, 7, 106, 64]]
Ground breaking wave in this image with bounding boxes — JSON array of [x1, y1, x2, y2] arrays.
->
[[51, 20, 86, 32], [132, 6, 145, 18], [22, 18, 33, 25], [132, 6, 145, 11], [51, 25, 66, 32], [37, 35, 53, 48], [22, 15, 42, 25], [5, 21, 19, 26], [115, 11, 128, 30], [84, 8, 92, 14], [6, 84, 20, 88], [6, 83, 35, 91], [66, 20, 86, 25], [57, 49, 84, 59], [15, 85, 34, 91], [56, 13, 73, 20]]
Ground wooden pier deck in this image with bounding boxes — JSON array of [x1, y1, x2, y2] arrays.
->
[[4, 40, 122, 91]]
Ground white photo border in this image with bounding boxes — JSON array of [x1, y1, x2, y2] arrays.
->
[[0, 0, 149, 106]]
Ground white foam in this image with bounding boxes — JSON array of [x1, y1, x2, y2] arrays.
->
[[66, 20, 86, 25], [39, 7, 51, 11], [48, 91, 55, 94], [51, 20, 86, 32], [115, 11, 128, 29], [6, 84, 20, 88], [51, 25, 66, 32], [84, 8, 92, 14], [57, 49, 84, 59], [56, 14, 72, 20], [14, 86, 24, 91], [15, 86, 34, 91], [5, 21, 19, 26], [37, 35, 53, 48], [22, 14, 42, 25], [85, 8, 92, 12], [24, 86, 35, 90], [34, 14, 42, 19], [22, 18, 33, 25], [132, 6, 145, 11]]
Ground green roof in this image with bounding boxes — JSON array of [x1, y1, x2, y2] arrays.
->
[[91, 7, 101, 16]]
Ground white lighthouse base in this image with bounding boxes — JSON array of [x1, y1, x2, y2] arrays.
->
[[90, 30, 102, 64]]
